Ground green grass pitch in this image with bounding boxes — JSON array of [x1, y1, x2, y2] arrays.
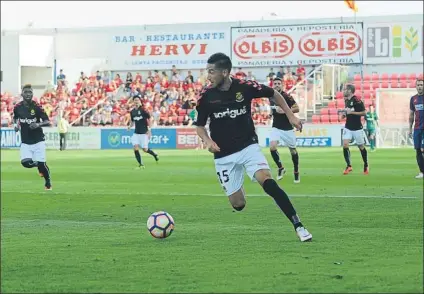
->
[[1, 148, 423, 293]]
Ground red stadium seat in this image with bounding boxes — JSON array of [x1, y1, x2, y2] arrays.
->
[[354, 74, 361, 81], [329, 108, 338, 115], [335, 100, 344, 109], [177, 116, 184, 123], [312, 115, 320, 124], [364, 99, 373, 107], [363, 74, 371, 82], [371, 73, 379, 81], [328, 101, 336, 108], [381, 81, 389, 88], [399, 73, 408, 81], [321, 115, 330, 124], [363, 82, 371, 90], [363, 91, 371, 100], [320, 108, 329, 115], [418, 73, 423, 80], [335, 91, 343, 99], [178, 109, 187, 116], [410, 80, 417, 87], [390, 80, 399, 88], [355, 91, 362, 99], [400, 81, 408, 88], [329, 114, 339, 123], [390, 73, 399, 81], [380, 73, 389, 81], [408, 73, 417, 81], [372, 81, 380, 90]]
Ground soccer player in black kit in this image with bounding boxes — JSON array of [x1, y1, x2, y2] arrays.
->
[[13, 84, 52, 190], [341, 84, 368, 175], [195, 53, 312, 242], [269, 78, 301, 183], [127, 96, 158, 168]]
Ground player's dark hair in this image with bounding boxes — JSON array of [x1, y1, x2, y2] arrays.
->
[[22, 84, 32, 90], [207, 53, 232, 72], [346, 84, 355, 94], [273, 77, 282, 82]]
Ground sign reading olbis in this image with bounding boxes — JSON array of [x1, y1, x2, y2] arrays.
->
[[231, 23, 363, 67]]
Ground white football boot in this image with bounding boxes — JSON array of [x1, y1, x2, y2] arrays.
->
[[277, 167, 286, 180], [296, 226, 312, 242], [415, 172, 423, 179]]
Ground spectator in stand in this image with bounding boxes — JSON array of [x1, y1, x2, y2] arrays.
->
[[102, 71, 110, 84], [1, 105, 11, 127], [167, 87, 179, 103], [235, 68, 247, 80], [268, 68, 275, 78], [161, 71, 168, 81], [125, 72, 133, 91], [146, 71, 154, 81], [151, 106, 160, 124], [135, 72, 142, 83], [199, 68, 208, 86], [171, 70, 183, 83], [159, 107, 168, 125], [286, 66, 296, 75], [296, 72, 305, 85], [185, 70, 194, 83], [182, 114, 193, 126], [277, 67, 284, 79], [114, 74, 123, 87], [296, 64, 306, 76], [45, 80, 55, 94], [165, 116, 176, 126], [284, 72, 296, 92], [246, 71, 256, 81], [96, 71, 102, 81], [57, 69, 66, 86], [90, 109, 101, 126]]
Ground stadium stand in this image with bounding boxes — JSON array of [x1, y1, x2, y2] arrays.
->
[[1, 69, 422, 127]]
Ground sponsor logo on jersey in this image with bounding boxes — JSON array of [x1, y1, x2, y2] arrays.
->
[[133, 116, 144, 121], [213, 106, 247, 119], [30, 109, 35, 116], [19, 118, 37, 124], [415, 104, 423, 111], [235, 92, 244, 102]]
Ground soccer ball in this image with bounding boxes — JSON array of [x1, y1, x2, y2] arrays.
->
[[147, 211, 175, 239]]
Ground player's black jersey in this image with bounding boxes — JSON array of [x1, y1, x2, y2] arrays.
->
[[130, 107, 150, 134], [13, 101, 49, 145], [195, 79, 275, 159], [345, 95, 365, 131], [271, 91, 297, 131]]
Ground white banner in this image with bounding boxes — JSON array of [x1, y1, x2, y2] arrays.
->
[[231, 23, 363, 67], [256, 124, 342, 147], [43, 127, 100, 150], [364, 22, 423, 64], [108, 30, 230, 70]]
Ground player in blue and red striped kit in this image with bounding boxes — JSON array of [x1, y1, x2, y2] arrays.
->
[[408, 79, 424, 179]]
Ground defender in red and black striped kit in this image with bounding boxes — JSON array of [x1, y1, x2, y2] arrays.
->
[[13, 84, 52, 190], [194, 52, 312, 242]]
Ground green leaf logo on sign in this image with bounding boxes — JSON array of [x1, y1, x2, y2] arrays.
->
[[405, 27, 418, 56]]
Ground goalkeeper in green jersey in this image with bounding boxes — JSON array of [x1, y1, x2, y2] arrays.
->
[[365, 105, 379, 151]]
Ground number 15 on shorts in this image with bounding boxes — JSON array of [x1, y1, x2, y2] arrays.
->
[[217, 170, 230, 184]]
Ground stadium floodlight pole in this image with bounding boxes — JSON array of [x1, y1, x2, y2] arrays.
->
[[69, 98, 106, 126]]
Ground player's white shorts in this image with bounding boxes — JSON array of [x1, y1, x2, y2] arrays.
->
[[20, 141, 46, 162], [342, 128, 365, 145], [269, 128, 297, 148], [214, 143, 270, 196], [131, 134, 149, 148]]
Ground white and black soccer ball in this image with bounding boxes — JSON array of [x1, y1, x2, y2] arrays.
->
[[147, 211, 175, 239]]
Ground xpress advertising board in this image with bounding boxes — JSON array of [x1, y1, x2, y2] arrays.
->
[[231, 23, 363, 67]]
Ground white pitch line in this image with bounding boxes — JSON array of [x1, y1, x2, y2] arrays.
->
[[0, 190, 419, 200]]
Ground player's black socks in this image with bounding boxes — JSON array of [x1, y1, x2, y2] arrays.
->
[[37, 162, 51, 182], [270, 150, 283, 169], [262, 179, 303, 229], [291, 152, 299, 173], [360, 148, 368, 166], [416, 149, 424, 173], [134, 150, 142, 165], [146, 149, 157, 158], [343, 147, 351, 166]]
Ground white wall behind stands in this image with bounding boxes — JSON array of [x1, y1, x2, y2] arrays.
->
[[1, 34, 20, 95]]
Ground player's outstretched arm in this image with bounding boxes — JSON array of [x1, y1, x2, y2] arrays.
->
[[196, 126, 220, 153]]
